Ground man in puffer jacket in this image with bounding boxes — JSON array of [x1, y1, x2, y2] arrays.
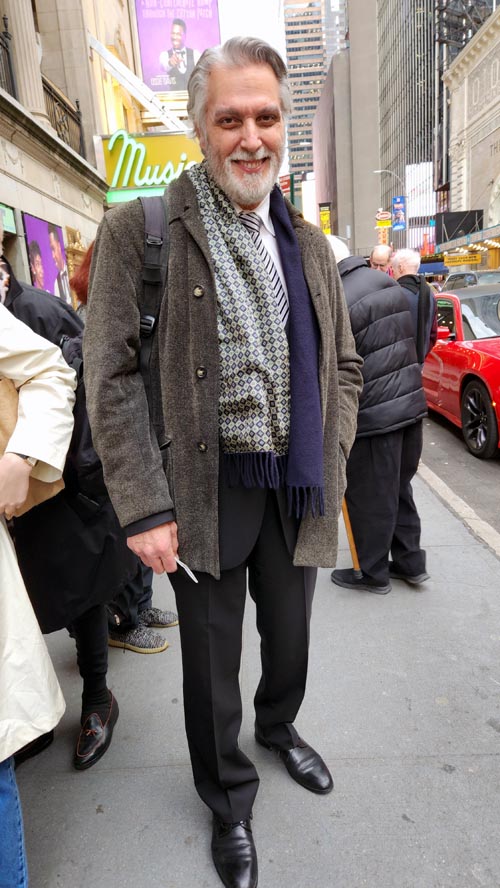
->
[[328, 237, 429, 595]]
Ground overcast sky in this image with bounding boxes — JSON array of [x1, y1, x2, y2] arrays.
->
[[218, 0, 286, 58]]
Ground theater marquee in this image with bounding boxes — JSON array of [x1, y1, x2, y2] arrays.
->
[[95, 130, 203, 204]]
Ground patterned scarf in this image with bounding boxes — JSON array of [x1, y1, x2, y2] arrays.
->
[[188, 162, 324, 517]]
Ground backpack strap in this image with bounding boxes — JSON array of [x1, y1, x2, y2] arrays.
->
[[138, 192, 169, 409], [416, 275, 427, 364]]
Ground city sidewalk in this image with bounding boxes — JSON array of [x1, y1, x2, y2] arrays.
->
[[17, 475, 500, 888]]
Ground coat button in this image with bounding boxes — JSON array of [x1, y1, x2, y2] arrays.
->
[[197, 441, 208, 453], [196, 366, 207, 379], [193, 285, 204, 298]]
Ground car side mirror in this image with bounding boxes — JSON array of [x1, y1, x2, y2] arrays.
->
[[437, 325, 455, 341]]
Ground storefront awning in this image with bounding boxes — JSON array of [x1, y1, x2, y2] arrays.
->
[[419, 262, 448, 274], [88, 33, 189, 134]]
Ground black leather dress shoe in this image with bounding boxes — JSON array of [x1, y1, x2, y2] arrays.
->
[[211, 817, 258, 888], [255, 732, 334, 794], [73, 692, 119, 771], [14, 730, 54, 768]]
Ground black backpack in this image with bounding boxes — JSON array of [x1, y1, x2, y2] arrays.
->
[[59, 193, 170, 506]]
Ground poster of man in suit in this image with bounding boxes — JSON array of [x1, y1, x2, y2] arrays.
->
[[22, 214, 70, 303], [135, 0, 220, 94]]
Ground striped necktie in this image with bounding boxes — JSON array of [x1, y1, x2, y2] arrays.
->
[[239, 211, 289, 326]]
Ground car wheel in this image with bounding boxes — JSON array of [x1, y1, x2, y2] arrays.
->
[[460, 380, 499, 459]]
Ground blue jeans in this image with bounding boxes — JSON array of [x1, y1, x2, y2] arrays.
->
[[0, 757, 27, 888]]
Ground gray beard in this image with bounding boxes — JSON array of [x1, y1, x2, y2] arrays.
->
[[205, 147, 284, 209]]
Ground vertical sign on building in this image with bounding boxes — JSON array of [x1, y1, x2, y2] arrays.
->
[[391, 195, 406, 231], [135, 0, 220, 94], [319, 202, 332, 235]]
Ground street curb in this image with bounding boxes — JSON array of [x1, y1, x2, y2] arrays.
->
[[418, 461, 500, 560]]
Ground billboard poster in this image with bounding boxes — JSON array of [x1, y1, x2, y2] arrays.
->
[[135, 0, 221, 94], [392, 195, 406, 231], [22, 213, 71, 303]]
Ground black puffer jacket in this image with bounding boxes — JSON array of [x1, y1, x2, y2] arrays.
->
[[339, 256, 427, 437]]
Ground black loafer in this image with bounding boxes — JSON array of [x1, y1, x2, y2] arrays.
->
[[14, 730, 54, 769], [255, 732, 333, 794], [212, 817, 258, 888], [73, 692, 119, 771]]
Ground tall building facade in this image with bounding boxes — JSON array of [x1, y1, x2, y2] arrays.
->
[[377, 0, 435, 249], [284, 0, 347, 198], [376, 0, 495, 250], [434, 0, 496, 210], [313, 0, 380, 254]]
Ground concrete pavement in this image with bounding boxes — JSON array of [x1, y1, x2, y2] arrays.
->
[[17, 475, 500, 888]]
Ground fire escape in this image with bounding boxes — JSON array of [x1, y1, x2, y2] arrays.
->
[[434, 0, 495, 205]]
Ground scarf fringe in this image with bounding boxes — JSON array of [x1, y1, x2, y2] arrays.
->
[[287, 485, 325, 519], [223, 453, 324, 518], [223, 452, 287, 489]]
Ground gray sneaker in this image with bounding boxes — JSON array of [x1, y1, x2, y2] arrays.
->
[[108, 625, 169, 654], [138, 607, 179, 628]]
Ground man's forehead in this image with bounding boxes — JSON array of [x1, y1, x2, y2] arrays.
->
[[206, 66, 282, 117]]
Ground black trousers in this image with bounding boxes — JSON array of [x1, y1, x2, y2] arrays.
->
[[106, 563, 154, 632], [67, 603, 109, 703], [345, 421, 426, 585], [169, 491, 316, 822]]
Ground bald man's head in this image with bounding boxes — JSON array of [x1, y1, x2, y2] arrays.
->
[[369, 245, 392, 273]]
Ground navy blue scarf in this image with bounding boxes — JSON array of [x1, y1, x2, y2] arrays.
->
[[225, 186, 324, 518]]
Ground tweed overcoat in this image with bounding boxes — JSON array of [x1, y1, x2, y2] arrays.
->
[[84, 171, 363, 578]]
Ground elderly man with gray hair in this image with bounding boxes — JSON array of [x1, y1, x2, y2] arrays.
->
[[391, 248, 437, 360], [327, 236, 430, 599], [85, 36, 362, 888], [369, 244, 393, 272]]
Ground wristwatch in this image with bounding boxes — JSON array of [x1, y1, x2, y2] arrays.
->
[[12, 453, 38, 468]]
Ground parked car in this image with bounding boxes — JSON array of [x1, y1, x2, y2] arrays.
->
[[423, 285, 500, 458], [442, 269, 500, 290]]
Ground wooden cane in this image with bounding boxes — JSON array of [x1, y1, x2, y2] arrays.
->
[[341, 498, 363, 579]]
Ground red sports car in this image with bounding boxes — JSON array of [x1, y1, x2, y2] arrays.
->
[[423, 284, 500, 459]]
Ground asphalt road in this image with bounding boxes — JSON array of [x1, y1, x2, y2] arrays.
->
[[421, 408, 500, 533]]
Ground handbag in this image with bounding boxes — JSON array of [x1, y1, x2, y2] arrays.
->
[[0, 377, 64, 517]]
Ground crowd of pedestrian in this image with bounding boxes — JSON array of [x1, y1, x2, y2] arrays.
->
[[0, 35, 437, 888]]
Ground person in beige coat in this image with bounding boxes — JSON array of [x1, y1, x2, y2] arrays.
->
[[0, 303, 76, 887]]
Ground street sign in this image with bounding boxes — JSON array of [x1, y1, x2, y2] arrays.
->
[[375, 209, 391, 228], [445, 253, 481, 266]]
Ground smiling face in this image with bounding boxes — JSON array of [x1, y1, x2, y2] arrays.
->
[[49, 232, 64, 271], [30, 252, 44, 288], [171, 23, 185, 51], [198, 63, 286, 211]]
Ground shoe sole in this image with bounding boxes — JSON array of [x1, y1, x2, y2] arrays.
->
[[331, 576, 391, 595], [108, 638, 169, 654], [255, 734, 334, 794], [145, 620, 179, 629], [389, 572, 430, 586]]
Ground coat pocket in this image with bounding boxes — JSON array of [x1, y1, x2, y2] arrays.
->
[[159, 439, 174, 493]]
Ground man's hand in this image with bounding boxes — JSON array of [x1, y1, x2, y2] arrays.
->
[[0, 453, 33, 519], [168, 51, 181, 69], [127, 521, 179, 574]]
